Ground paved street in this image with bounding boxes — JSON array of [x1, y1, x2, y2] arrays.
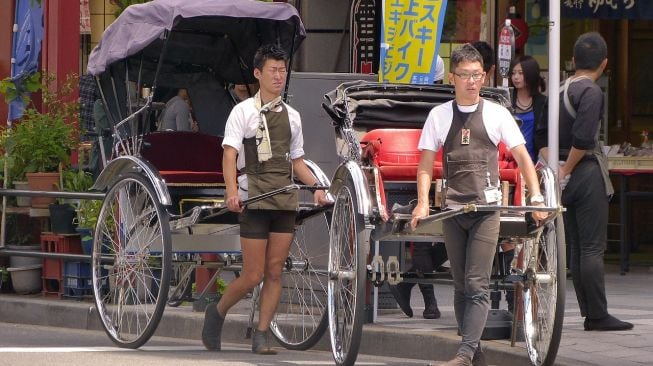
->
[[0, 323, 430, 366], [0, 267, 651, 366]]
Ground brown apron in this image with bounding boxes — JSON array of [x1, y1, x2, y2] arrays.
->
[[242, 104, 298, 210], [442, 99, 500, 206]]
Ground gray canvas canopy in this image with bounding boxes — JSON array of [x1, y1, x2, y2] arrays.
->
[[86, 0, 305, 136], [87, 0, 305, 84]]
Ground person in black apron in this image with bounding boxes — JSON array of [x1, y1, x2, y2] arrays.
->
[[201, 45, 329, 355], [539, 32, 633, 332], [411, 44, 548, 366]]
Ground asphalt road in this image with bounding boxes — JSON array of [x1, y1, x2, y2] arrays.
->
[[0, 322, 434, 366]]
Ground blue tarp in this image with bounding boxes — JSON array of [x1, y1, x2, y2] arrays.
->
[[8, 0, 44, 122]]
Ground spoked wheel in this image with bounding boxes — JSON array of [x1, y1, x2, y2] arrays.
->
[[92, 173, 171, 348], [522, 217, 566, 366], [328, 177, 369, 366], [271, 211, 330, 350]]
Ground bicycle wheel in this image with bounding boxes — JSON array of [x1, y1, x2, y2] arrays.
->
[[271, 211, 330, 350], [328, 175, 369, 366], [92, 173, 171, 348], [522, 217, 566, 366]]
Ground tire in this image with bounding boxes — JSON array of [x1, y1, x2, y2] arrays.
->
[[271, 211, 330, 350], [327, 175, 369, 366], [522, 217, 566, 366], [92, 173, 172, 348]]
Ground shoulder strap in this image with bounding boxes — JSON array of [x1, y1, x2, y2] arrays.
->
[[562, 75, 592, 119]]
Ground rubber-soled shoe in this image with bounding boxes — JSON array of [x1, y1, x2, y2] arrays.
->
[[584, 314, 634, 331], [472, 346, 488, 366], [201, 304, 224, 351], [423, 303, 441, 319], [252, 329, 278, 355], [389, 282, 414, 318], [421, 288, 440, 319]]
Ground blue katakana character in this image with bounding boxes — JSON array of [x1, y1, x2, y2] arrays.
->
[[394, 63, 410, 80]]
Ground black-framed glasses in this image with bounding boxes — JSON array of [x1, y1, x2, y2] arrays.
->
[[454, 72, 484, 81]]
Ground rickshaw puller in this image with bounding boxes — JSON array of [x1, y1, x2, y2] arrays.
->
[[201, 44, 329, 354], [410, 44, 548, 366]]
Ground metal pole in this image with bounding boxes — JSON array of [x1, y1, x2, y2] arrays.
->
[[547, 0, 561, 172]]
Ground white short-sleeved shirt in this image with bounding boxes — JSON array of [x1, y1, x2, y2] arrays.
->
[[418, 99, 525, 152], [222, 98, 305, 170]]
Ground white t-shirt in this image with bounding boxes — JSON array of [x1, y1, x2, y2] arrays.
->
[[418, 99, 525, 153], [222, 97, 305, 170]]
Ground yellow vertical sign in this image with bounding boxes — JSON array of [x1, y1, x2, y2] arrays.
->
[[380, 0, 448, 84]]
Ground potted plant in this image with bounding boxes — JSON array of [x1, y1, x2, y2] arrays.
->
[[0, 72, 79, 209]]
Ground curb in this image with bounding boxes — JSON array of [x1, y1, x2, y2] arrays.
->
[[0, 295, 590, 366]]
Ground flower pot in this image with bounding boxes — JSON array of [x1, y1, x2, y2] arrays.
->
[[26, 172, 60, 208], [13, 180, 31, 207], [6, 244, 42, 268], [49, 203, 77, 234], [8, 264, 43, 294]]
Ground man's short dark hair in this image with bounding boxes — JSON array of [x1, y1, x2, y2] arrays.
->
[[450, 44, 484, 71], [471, 41, 494, 73], [573, 32, 607, 71], [253, 44, 288, 71]]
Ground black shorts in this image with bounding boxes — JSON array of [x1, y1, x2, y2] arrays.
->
[[239, 209, 297, 239]]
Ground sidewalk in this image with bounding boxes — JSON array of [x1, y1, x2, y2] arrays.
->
[[0, 268, 651, 366]]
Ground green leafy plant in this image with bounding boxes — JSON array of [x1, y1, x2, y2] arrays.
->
[[0, 72, 79, 179]]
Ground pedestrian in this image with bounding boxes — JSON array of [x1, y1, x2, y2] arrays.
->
[[539, 32, 633, 332], [470, 41, 495, 87], [201, 44, 330, 355], [509, 55, 548, 162], [389, 241, 448, 319], [410, 44, 548, 366]]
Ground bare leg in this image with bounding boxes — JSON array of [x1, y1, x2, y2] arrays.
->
[[217, 237, 267, 316], [257, 232, 293, 331]]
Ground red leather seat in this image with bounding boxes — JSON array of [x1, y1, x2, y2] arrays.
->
[[360, 128, 524, 205], [141, 131, 224, 186]]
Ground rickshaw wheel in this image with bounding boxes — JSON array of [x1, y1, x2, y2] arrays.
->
[[328, 177, 368, 366], [522, 217, 566, 366], [271, 211, 330, 350], [92, 173, 171, 348]]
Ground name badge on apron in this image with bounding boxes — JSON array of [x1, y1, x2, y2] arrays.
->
[[461, 128, 471, 145], [483, 186, 501, 204]]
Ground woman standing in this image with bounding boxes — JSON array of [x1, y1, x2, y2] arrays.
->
[[510, 55, 548, 162]]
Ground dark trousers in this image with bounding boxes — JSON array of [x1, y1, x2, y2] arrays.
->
[[443, 211, 499, 359], [562, 159, 609, 320], [408, 242, 448, 297]]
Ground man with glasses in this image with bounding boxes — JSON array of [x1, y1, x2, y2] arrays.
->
[[410, 44, 547, 366], [201, 44, 329, 355]]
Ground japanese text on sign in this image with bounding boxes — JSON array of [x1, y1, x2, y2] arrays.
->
[[380, 0, 448, 84], [564, 0, 636, 13]]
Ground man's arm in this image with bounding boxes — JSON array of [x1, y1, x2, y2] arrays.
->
[[410, 150, 436, 229], [222, 146, 242, 212]]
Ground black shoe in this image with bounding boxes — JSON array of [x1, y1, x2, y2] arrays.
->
[[389, 282, 414, 318], [201, 304, 224, 351], [584, 314, 633, 331], [423, 303, 441, 319], [420, 286, 440, 319]]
